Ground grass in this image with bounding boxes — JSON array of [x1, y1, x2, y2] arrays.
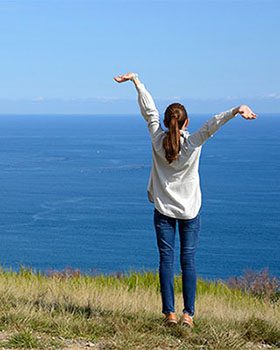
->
[[0, 265, 279, 349]]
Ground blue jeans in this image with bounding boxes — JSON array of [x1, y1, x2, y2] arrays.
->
[[154, 208, 200, 316]]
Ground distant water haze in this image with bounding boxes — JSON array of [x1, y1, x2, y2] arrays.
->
[[0, 113, 279, 279]]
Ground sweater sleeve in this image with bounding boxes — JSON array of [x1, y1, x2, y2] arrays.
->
[[136, 83, 162, 137], [188, 109, 236, 148]]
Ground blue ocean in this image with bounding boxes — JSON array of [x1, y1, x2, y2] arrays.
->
[[0, 113, 279, 279]]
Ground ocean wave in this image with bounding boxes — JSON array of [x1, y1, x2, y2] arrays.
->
[[94, 164, 151, 173], [32, 197, 89, 221]]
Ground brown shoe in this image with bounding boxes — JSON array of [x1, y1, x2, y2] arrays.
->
[[181, 313, 194, 328], [164, 312, 178, 325]]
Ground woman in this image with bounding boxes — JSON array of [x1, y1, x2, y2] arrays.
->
[[114, 72, 257, 327]]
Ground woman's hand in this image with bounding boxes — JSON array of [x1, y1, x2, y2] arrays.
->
[[232, 105, 258, 119], [114, 73, 136, 83]]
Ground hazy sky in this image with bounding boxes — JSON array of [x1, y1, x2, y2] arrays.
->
[[0, 0, 279, 114]]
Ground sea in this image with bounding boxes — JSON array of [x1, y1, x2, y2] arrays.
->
[[0, 113, 279, 280]]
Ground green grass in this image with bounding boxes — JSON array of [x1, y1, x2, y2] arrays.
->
[[0, 265, 279, 350]]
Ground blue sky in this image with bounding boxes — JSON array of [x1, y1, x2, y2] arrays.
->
[[0, 0, 279, 114]]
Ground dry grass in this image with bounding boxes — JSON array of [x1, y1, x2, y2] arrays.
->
[[0, 266, 279, 350]]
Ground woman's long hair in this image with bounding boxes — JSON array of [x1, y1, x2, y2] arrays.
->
[[163, 103, 188, 164]]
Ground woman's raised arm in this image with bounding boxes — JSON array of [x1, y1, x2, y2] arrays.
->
[[188, 105, 258, 148], [114, 73, 161, 136]]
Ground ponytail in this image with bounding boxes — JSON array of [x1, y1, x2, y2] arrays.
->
[[163, 103, 188, 164], [163, 116, 180, 163]]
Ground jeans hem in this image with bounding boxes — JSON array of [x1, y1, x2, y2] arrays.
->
[[163, 310, 175, 315], [183, 310, 194, 317]]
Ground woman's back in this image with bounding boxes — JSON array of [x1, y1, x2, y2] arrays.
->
[[136, 82, 236, 219]]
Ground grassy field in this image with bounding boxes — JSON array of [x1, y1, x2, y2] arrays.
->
[[0, 266, 279, 350]]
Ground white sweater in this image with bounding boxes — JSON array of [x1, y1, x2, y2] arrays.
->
[[136, 83, 236, 219]]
